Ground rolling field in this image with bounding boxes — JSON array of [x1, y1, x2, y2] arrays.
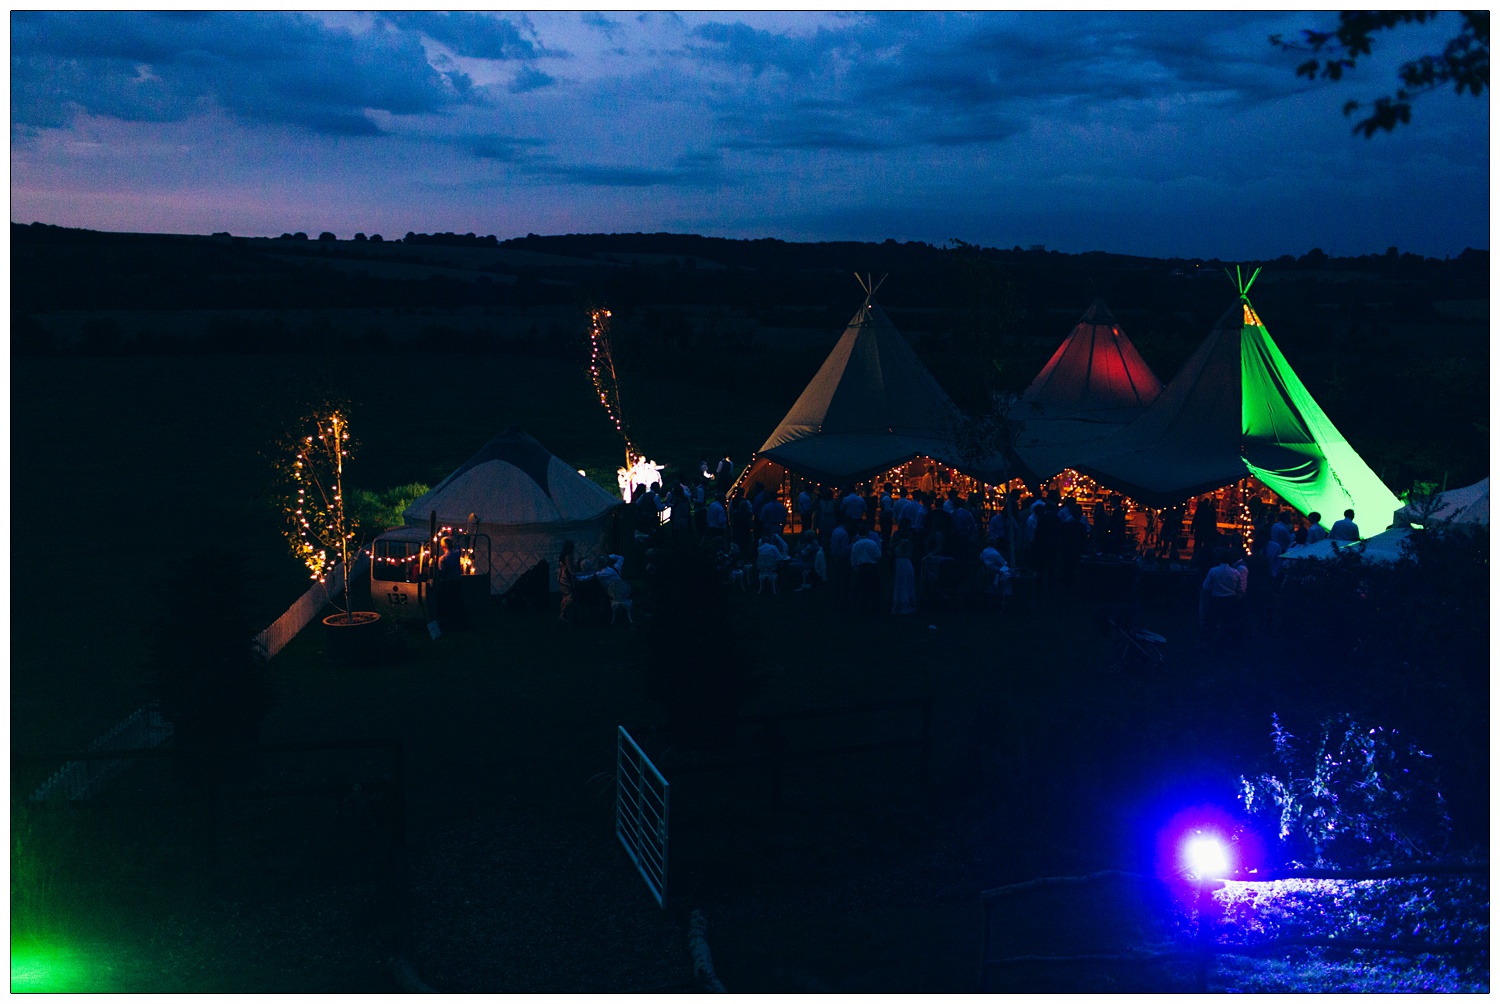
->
[[10, 350, 783, 754], [10, 347, 1485, 991]]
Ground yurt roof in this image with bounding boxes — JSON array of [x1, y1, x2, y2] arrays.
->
[[403, 427, 620, 528]]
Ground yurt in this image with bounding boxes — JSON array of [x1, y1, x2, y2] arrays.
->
[[403, 427, 623, 594]]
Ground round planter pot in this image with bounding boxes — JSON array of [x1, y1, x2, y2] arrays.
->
[[322, 610, 384, 667]]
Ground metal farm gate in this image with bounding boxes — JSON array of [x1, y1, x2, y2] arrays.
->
[[615, 727, 670, 906]]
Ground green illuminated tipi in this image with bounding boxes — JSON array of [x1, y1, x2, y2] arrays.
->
[[1082, 269, 1401, 525]]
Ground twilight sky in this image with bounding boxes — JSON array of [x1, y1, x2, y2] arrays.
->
[[10, 11, 1490, 259]]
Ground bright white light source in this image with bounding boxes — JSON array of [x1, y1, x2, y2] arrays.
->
[[1185, 836, 1229, 878], [617, 456, 665, 501]]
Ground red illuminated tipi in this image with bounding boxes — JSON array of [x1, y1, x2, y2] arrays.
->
[[1013, 299, 1163, 480]]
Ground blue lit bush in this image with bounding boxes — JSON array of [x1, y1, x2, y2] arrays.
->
[[1271, 528, 1486, 846], [1239, 714, 1450, 869]]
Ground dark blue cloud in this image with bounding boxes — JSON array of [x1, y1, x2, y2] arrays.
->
[[717, 108, 895, 152], [531, 151, 728, 188], [684, 11, 1312, 157], [11, 11, 464, 136], [687, 21, 833, 78], [508, 65, 556, 94], [379, 12, 561, 61], [467, 134, 546, 162], [581, 12, 624, 41]]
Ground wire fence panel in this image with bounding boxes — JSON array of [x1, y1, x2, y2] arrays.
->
[[616, 726, 669, 907], [30, 705, 175, 802]]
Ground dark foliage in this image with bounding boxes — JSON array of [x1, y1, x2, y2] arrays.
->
[[152, 547, 275, 790], [1273, 11, 1489, 136], [403, 231, 500, 247], [1240, 713, 1451, 868], [1270, 528, 1488, 844], [919, 239, 1024, 414]]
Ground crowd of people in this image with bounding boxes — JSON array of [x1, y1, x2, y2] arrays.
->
[[551, 462, 1362, 643]]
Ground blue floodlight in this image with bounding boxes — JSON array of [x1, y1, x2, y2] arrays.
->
[[1185, 834, 1230, 879]]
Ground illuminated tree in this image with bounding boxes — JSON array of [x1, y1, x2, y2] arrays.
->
[[587, 307, 639, 470], [1272, 11, 1489, 136], [273, 403, 361, 619]]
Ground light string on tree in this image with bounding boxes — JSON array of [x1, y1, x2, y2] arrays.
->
[[590, 306, 670, 503], [588, 308, 638, 467], [282, 410, 355, 587]]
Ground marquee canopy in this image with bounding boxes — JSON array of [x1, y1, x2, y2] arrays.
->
[[1396, 476, 1489, 527]]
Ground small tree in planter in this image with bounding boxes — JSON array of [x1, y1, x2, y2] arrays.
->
[[273, 403, 381, 662]]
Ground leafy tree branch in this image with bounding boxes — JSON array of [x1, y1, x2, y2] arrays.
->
[[1272, 11, 1488, 136]]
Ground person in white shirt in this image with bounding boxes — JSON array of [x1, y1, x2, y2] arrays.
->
[[1269, 510, 1295, 553], [1329, 509, 1360, 541], [1025, 500, 1045, 545], [908, 495, 927, 531], [1305, 512, 1329, 544], [591, 555, 633, 623], [756, 536, 785, 593], [796, 488, 815, 532], [978, 539, 1010, 594], [849, 530, 882, 566], [1199, 547, 1245, 645]]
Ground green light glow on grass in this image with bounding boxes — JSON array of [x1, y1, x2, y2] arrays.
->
[[11, 943, 84, 993]]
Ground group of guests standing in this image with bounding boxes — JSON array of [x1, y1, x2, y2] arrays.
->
[[574, 461, 1368, 635], [1196, 504, 1362, 646], [723, 480, 1018, 615]]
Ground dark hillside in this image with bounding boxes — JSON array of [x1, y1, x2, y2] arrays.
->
[[12, 222, 1488, 488]]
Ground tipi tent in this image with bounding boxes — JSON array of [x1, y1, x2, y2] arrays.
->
[[1236, 289, 1402, 525], [1075, 300, 1248, 505], [1014, 299, 1163, 480], [1080, 272, 1402, 522], [738, 294, 1007, 488], [403, 427, 622, 594]]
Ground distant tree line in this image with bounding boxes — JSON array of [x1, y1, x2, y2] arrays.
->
[[12, 222, 1488, 490]]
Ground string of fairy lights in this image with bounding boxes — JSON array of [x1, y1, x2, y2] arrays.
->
[[729, 454, 1270, 551], [588, 308, 638, 468], [587, 305, 1275, 549], [285, 411, 355, 585]]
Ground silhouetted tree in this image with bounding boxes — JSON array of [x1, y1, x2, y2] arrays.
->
[[1272, 11, 1489, 136]]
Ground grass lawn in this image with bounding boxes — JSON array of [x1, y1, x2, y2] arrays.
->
[[10, 351, 783, 754], [11, 351, 1486, 992]]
